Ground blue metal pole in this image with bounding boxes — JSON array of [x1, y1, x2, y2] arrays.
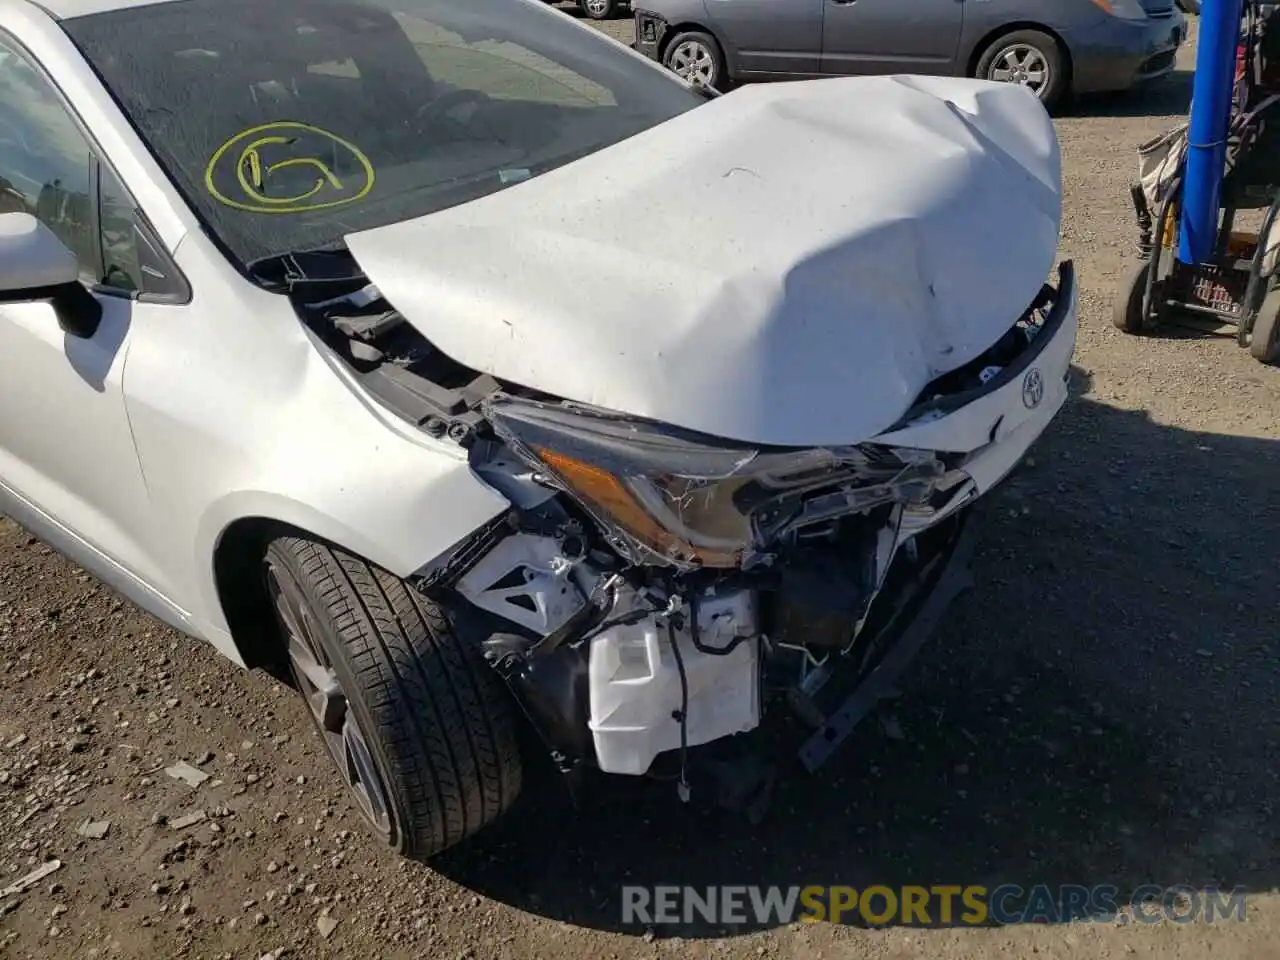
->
[[1178, 0, 1246, 264]]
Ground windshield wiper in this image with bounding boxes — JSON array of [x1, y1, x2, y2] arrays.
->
[[247, 241, 367, 294]]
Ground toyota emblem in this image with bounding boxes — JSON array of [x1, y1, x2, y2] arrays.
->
[[1021, 368, 1045, 409]]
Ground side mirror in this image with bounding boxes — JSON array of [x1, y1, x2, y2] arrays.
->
[[0, 212, 101, 338]]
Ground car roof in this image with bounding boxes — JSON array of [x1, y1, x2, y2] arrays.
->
[[29, 0, 185, 20]]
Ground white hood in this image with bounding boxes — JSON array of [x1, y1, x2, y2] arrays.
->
[[345, 74, 1062, 448]]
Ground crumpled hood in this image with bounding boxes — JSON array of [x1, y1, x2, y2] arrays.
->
[[345, 74, 1062, 448]]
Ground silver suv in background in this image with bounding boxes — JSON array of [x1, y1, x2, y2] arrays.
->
[[633, 0, 1187, 110]]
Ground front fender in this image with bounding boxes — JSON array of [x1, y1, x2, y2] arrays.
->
[[193, 460, 511, 650], [123, 237, 513, 665]]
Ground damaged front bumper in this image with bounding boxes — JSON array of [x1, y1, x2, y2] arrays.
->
[[463, 262, 1076, 779], [794, 507, 978, 771], [482, 501, 978, 780]]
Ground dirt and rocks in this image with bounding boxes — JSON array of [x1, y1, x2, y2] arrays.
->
[[2, 14, 1278, 960]]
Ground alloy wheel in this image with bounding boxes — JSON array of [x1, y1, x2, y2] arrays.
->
[[266, 561, 393, 839], [989, 43, 1051, 96], [668, 40, 716, 87]]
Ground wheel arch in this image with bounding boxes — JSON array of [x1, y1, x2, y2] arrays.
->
[[211, 515, 287, 673], [966, 22, 1074, 86], [201, 484, 508, 672]]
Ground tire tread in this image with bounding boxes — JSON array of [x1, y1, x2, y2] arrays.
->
[[269, 536, 521, 856]]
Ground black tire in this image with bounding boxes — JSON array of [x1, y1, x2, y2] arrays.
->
[[263, 536, 522, 858], [578, 0, 617, 19], [1177, 0, 1201, 15], [1250, 288, 1280, 363], [1113, 260, 1152, 333], [975, 29, 1068, 112], [663, 30, 726, 91]]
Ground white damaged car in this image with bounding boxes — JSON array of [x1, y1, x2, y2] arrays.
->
[[0, 0, 1074, 855]]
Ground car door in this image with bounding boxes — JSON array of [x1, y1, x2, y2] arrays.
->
[[706, 0, 825, 78], [0, 35, 182, 607], [819, 0, 965, 76]]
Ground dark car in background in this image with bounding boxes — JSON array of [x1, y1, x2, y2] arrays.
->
[[634, 0, 1187, 109]]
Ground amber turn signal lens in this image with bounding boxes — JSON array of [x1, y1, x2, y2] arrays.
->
[[533, 446, 742, 567]]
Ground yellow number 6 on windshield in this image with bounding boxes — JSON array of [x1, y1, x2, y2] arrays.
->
[[204, 121, 374, 214]]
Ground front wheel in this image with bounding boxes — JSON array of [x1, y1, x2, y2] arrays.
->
[[975, 30, 1068, 111], [263, 536, 522, 858], [579, 0, 617, 19], [663, 30, 726, 91]]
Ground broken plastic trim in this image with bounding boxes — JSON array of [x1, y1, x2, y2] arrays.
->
[[799, 509, 978, 771], [886, 260, 1075, 431], [480, 574, 653, 773], [484, 632, 594, 774]]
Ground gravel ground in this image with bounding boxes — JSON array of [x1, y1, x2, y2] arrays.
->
[[3, 15, 1279, 960]]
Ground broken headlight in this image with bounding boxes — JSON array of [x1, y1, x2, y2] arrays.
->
[[483, 397, 933, 569]]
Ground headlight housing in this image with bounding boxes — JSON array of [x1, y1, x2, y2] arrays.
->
[[483, 396, 944, 570]]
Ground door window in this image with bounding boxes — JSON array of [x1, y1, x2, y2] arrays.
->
[[0, 37, 174, 297], [0, 41, 97, 280]]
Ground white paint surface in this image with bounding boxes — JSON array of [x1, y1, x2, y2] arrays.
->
[[348, 74, 1063, 447]]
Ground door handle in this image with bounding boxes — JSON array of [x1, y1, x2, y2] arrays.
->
[[831, 0, 858, 5]]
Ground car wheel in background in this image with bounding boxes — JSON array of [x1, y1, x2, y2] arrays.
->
[[1249, 288, 1280, 363], [975, 30, 1068, 111], [263, 535, 523, 858], [579, 0, 617, 19], [1177, 0, 1201, 15], [663, 30, 725, 90]]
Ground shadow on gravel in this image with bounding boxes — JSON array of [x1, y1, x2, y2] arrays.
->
[[432, 363, 1280, 937], [1072, 69, 1194, 119]]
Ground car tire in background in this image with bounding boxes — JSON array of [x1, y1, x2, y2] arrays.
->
[[1177, 0, 1201, 15], [263, 535, 522, 858], [579, 0, 618, 19], [975, 29, 1068, 111], [663, 30, 726, 91]]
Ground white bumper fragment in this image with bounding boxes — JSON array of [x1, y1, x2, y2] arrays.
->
[[881, 263, 1077, 506]]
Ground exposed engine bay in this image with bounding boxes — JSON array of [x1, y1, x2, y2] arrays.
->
[[262, 247, 1074, 793]]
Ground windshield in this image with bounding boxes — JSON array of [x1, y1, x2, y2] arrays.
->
[[63, 0, 704, 271]]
